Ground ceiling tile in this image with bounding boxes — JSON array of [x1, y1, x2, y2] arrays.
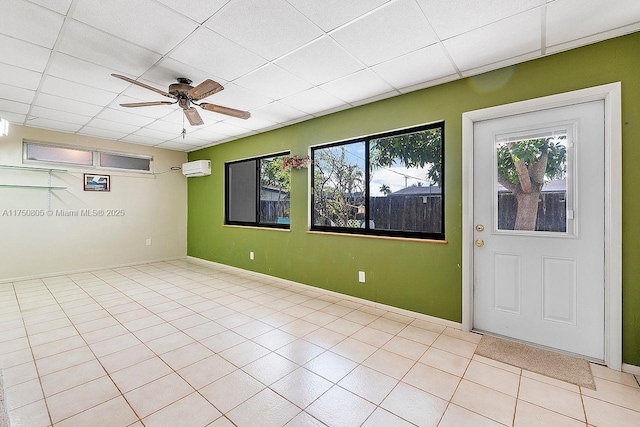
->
[[30, 106, 92, 125], [133, 127, 175, 140], [28, 0, 72, 15], [350, 89, 398, 106], [251, 102, 311, 124], [57, 20, 162, 76], [185, 128, 228, 142], [77, 126, 130, 141], [0, 83, 36, 104], [154, 0, 227, 24], [204, 122, 254, 137], [206, 0, 322, 60], [40, 76, 118, 106], [36, 93, 107, 117], [443, 9, 541, 71], [280, 87, 347, 115], [205, 83, 273, 111], [159, 109, 192, 125], [96, 108, 155, 127], [223, 115, 278, 131], [169, 28, 267, 81], [321, 69, 395, 103], [372, 44, 457, 90], [155, 141, 199, 151], [398, 73, 459, 94], [235, 64, 313, 101], [0, 34, 51, 72], [142, 58, 228, 89], [47, 54, 130, 93], [0, 111, 27, 123], [0, 99, 30, 115], [72, 0, 198, 54], [546, 0, 640, 47], [332, 0, 437, 66], [86, 118, 140, 134], [0, 0, 64, 48], [146, 119, 187, 134], [416, 0, 542, 40], [167, 134, 212, 146], [0, 63, 42, 90], [120, 134, 163, 146], [287, 0, 390, 31], [275, 36, 365, 85], [28, 118, 82, 132]]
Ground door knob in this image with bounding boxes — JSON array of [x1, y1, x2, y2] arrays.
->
[[475, 224, 484, 232], [475, 239, 485, 247]]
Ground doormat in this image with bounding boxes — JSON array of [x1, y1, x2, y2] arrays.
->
[[475, 334, 596, 390]]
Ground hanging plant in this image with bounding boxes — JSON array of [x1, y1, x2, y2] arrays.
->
[[282, 155, 311, 170]]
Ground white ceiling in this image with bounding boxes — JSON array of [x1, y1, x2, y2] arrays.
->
[[0, 0, 638, 152]]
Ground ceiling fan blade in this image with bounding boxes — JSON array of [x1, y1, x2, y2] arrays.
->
[[111, 74, 176, 99], [200, 103, 251, 120], [120, 101, 176, 107], [188, 79, 224, 100], [184, 107, 204, 126]]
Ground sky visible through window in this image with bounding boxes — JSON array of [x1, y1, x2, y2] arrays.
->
[[337, 140, 434, 194]]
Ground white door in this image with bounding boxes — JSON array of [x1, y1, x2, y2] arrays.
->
[[473, 101, 605, 360]]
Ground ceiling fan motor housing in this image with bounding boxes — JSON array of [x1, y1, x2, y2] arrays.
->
[[169, 81, 195, 97]]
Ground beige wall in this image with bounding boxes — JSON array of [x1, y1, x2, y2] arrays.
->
[[0, 125, 188, 280]]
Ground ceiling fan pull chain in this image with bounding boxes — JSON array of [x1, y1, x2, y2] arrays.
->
[[182, 113, 186, 139]]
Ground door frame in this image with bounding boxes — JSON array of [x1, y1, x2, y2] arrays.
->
[[461, 83, 622, 370]]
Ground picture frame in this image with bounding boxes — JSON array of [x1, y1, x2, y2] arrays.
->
[[84, 174, 110, 192]]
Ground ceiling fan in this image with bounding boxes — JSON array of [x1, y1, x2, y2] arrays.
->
[[111, 74, 251, 126]]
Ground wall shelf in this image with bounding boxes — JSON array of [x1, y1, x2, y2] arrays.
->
[[0, 165, 67, 173], [0, 164, 68, 209], [0, 184, 67, 190]]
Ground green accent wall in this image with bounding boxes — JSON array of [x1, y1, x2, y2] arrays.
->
[[189, 32, 640, 365]]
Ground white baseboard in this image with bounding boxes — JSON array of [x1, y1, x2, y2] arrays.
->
[[0, 256, 186, 284], [186, 256, 462, 330], [622, 363, 640, 376]]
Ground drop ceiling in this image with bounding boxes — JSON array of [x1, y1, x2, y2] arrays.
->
[[0, 0, 638, 152]]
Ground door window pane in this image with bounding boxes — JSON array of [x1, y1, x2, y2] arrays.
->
[[496, 133, 568, 232]]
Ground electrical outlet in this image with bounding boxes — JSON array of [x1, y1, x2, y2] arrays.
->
[[358, 271, 365, 283], [145, 238, 152, 246], [250, 251, 254, 260]]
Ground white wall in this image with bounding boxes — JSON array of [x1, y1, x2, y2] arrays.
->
[[0, 125, 188, 280]]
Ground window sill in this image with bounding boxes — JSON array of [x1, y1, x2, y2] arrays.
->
[[306, 230, 447, 244], [223, 224, 291, 232]]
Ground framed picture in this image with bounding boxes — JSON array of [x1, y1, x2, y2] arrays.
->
[[84, 174, 110, 192]]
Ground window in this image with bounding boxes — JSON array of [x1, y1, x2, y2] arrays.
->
[[23, 141, 152, 172], [312, 123, 444, 239], [226, 152, 291, 228], [25, 142, 94, 167], [99, 152, 151, 172]]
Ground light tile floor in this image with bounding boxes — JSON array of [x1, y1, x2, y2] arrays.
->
[[1, 260, 639, 427]]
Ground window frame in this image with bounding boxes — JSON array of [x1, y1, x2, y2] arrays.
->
[[311, 122, 445, 240], [225, 151, 291, 229], [23, 140, 153, 173]]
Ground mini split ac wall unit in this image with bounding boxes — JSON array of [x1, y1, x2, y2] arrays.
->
[[182, 160, 211, 177]]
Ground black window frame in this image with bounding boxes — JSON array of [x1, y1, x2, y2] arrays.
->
[[311, 122, 445, 240], [225, 151, 291, 229]]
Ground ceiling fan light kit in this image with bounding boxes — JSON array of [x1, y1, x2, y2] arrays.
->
[[111, 74, 251, 127]]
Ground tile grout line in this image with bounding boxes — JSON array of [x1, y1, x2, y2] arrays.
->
[[10, 279, 55, 427]]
